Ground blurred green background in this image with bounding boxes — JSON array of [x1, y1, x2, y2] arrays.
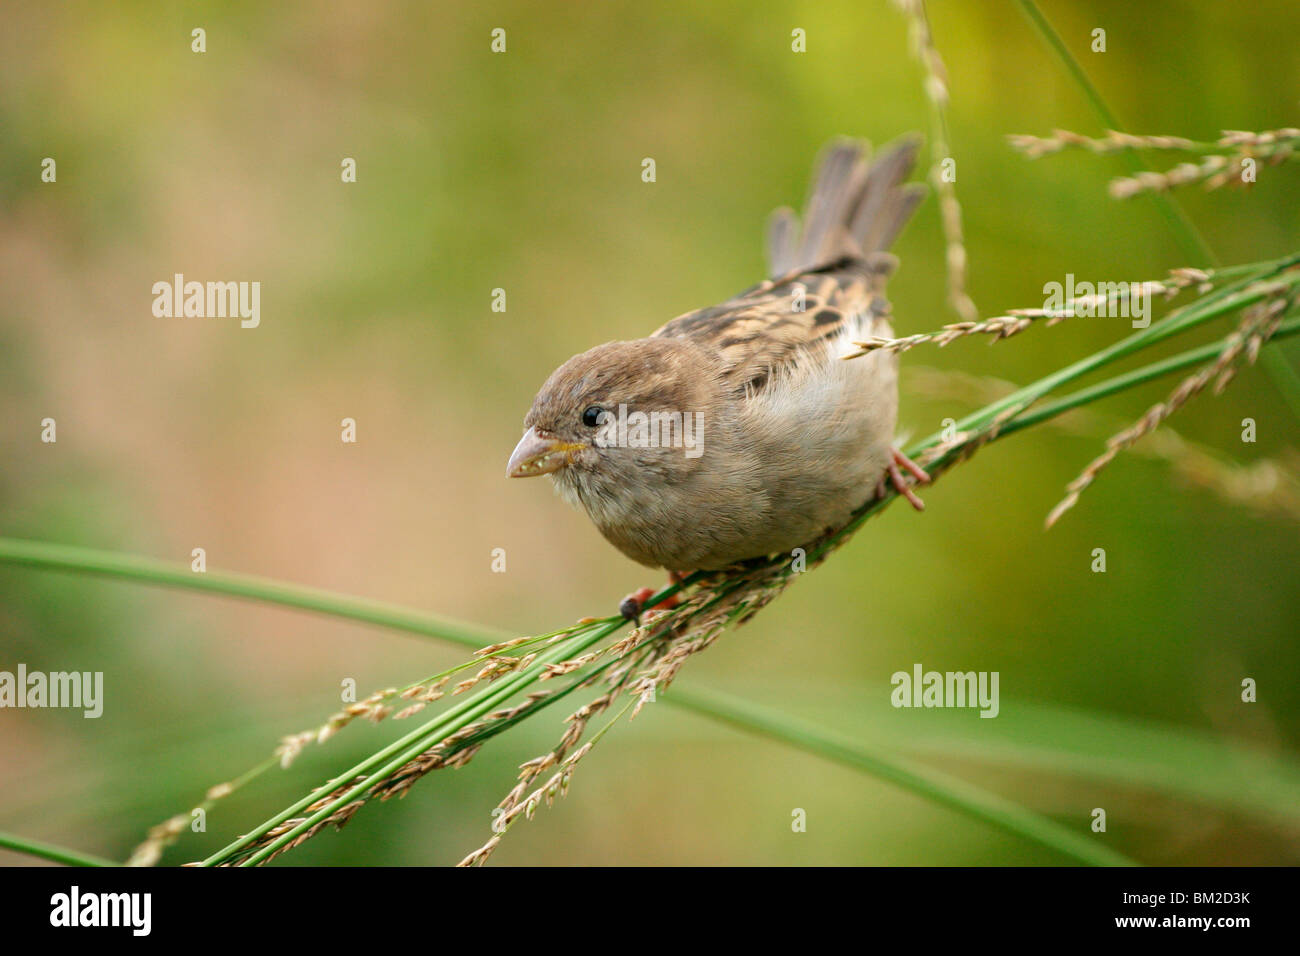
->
[[2, 0, 1299, 866]]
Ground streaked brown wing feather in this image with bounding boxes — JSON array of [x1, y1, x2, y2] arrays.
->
[[651, 259, 893, 394], [654, 136, 921, 395]]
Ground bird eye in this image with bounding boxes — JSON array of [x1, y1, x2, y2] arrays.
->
[[581, 406, 605, 428]]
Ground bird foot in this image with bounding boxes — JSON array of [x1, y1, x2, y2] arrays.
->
[[876, 447, 931, 511], [619, 576, 686, 623]]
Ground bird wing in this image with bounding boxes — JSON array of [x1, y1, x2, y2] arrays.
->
[[650, 261, 894, 394], [651, 137, 923, 395]]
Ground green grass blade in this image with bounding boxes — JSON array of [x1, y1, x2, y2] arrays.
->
[[0, 830, 117, 867], [1013, 0, 1216, 266], [667, 686, 1137, 866], [1014, 0, 1300, 417], [0, 537, 494, 649]]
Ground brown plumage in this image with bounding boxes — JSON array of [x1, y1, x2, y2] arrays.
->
[[508, 137, 928, 571]]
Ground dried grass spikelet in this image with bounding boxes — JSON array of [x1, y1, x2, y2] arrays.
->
[[453, 558, 799, 866], [905, 365, 1300, 524], [892, 0, 977, 322], [1110, 156, 1232, 199], [1008, 129, 1197, 158], [196, 635, 618, 866], [457, 742, 594, 867], [129, 669, 462, 866], [1009, 126, 1300, 199], [125, 811, 193, 867], [1046, 286, 1295, 527], [849, 268, 1217, 357], [453, 617, 690, 866]]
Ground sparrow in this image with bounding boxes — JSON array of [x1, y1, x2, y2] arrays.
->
[[508, 137, 930, 578]]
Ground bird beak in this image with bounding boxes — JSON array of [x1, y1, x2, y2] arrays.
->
[[507, 427, 585, 478]]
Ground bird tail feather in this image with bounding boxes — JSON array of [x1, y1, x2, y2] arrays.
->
[[767, 136, 925, 278]]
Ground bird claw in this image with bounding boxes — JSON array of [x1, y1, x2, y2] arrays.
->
[[619, 587, 653, 623], [878, 447, 930, 511], [619, 583, 683, 624]]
